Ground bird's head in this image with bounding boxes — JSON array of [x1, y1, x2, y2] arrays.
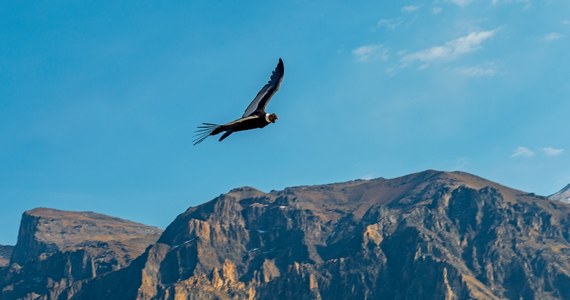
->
[[268, 113, 278, 123]]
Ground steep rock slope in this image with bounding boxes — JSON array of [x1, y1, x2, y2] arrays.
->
[[550, 184, 570, 204], [75, 170, 570, 300], [0, 208, 162, 300]]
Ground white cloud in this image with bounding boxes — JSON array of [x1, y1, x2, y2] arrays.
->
[[510, 146, 563, 158], [402, 5, 420, 12], [542, 147, 564, 156], [432, 7, 443, 14], [402, 30, 496, 65], [542, 32, 564, 42], [511, 146, 535, 158], [562, 20, 570, 26], [352, 44, 389, 62], [446, 0, 471, 7], [375, 18, 403, 30], [456, 63, 498, 77]]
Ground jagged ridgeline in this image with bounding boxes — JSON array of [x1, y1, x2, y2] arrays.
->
[[2, 170, 570, 299]]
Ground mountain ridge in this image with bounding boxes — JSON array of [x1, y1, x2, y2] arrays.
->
[[550, 183, 570, 203], [1, 207, 163, 300], [3, 170, 570, 299], [74, 170, 570, 299]]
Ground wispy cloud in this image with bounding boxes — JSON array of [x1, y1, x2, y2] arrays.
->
[[511, 146, 535, 158], [446, 0, 471, 7], [456, 62, 498, 77], [402, 5, 420, 12], [402, 30, 496, 66], [375, 18, 403, 30], [352, 44, 389, 62], [562, 20, 570, 26], [542, 32, 564, 42], [542, 147, 564, 156], [432, 7, 443, 14]]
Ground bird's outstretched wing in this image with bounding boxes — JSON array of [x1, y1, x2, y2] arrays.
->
[[242, 58, 284, 117]]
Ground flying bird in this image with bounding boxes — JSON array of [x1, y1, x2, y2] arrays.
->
[[193, 58, 284, 145]]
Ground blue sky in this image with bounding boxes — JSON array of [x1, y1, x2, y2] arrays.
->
[[1, 1, 569, 245]]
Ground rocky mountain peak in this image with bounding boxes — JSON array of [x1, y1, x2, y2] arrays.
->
[[1, 207, 162, 300], [11, 207, 161, 265], [71, 170, 570, 300], [550, 183, 570, 203], [5, 170, 570, 299]]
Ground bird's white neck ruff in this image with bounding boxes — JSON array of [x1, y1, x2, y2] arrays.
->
[[265, 113, 271, 123]]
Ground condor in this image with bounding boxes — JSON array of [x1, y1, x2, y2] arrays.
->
[[194, 58, 284, 145]]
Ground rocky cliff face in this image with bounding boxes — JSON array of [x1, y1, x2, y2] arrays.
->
[[550, 184, 570, 204], [0, 246, 13, 268], [71, 170, 570, 300], [0, 208, 162, 300]]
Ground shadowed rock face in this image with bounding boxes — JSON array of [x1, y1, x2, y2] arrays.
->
[[72, 170, 570, 300], [0, 246, 13, 267], [0, 208, 162, 300]]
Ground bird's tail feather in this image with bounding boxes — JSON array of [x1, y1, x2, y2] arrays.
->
[[193, 123, 219, 145]]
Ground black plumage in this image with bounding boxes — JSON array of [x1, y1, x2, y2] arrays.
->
[[194, 58, 284, 145]]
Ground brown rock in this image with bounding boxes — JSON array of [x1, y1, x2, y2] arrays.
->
[[0, 245, 13, 268], [550, 183, 570, 203], [1, 208, 162, 300], [7, 170, 570, 299]]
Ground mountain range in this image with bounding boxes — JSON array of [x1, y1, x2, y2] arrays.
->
[[2, 170, 570, 299]]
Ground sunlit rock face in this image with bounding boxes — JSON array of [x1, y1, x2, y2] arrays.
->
[[0, 208, 162, 300], [550, 184, 570, 204], [71, 170, 570, 300]]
